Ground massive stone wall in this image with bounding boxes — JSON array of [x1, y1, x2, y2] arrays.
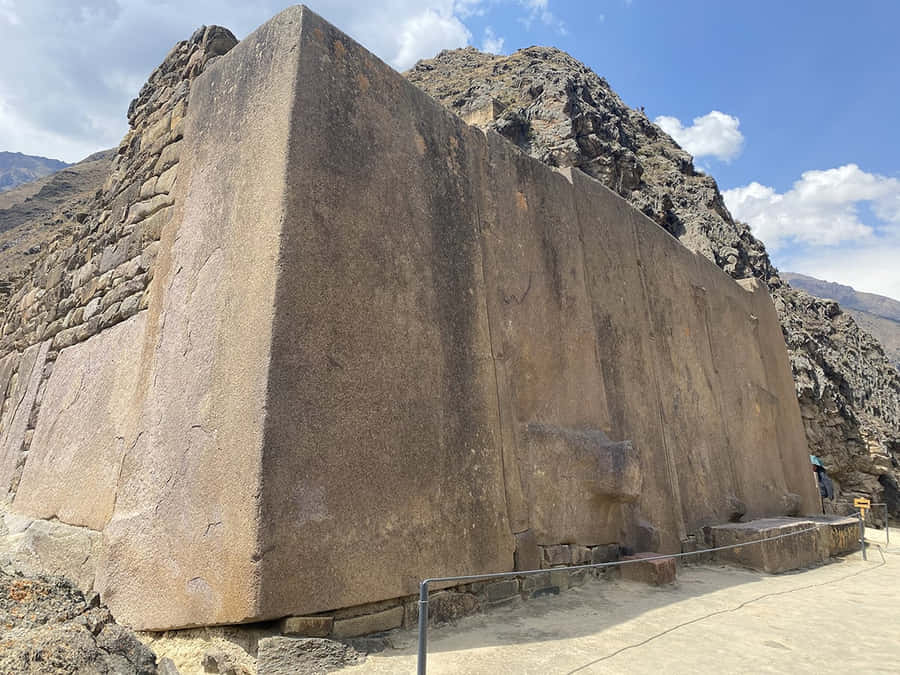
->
[[2, 6, 818, 630]]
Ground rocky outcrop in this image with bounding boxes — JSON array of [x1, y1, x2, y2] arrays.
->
[[406, 47, 900, 516], [0, 569, 159, 674]]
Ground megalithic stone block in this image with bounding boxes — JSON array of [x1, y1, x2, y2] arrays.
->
[[522, 424, 640, 545], [98, 5, 515, 629]]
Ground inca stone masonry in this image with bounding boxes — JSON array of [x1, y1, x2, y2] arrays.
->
[[0, 6, 818, 630]]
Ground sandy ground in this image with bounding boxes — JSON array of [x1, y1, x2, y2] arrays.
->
[[348, 529, 898, 674]]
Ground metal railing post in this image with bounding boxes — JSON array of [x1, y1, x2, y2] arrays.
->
[[886, 504, 890, 546], [417, 581, 429, 675], [858, 509, 867, 560]]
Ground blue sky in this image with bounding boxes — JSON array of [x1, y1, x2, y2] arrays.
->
[[1, 0, 898, 298]]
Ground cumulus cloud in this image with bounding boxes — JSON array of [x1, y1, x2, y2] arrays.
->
[[1, 0, 561, 162], [518, 0, 566, 33], [654, 110, 744, 162], [481, 26, 505, 53], [723, 164, 900, 250], [781, 240, 900, 301], [724, 164, 900, 300]]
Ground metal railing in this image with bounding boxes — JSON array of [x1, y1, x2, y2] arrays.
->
[[416, 524, 828, 674]]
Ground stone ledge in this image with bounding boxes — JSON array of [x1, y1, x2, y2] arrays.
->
[[620, 552, 677, 586]]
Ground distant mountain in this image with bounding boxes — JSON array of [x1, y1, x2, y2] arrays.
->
[[0, 151, 69, 193], [784, 272, 900, 370], [0, 149, 113, 285]]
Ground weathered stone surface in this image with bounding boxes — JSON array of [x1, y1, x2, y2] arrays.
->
[[543, 545, 571, 567], [0, 513, 101, 591], [591, 544, 620, 565], [279, 615, 334, 638], [256, 637, 362, 675], [405, 590, 482, 627], [0, 569, 158, 675], [809, 515, 861, 557], [483, 579, 519, 602], [522, 424, 640, 544], [0, 340, 49, 496], [14, 315, 146, 530], [514, 529, 541, 571], [710, 518, 824, 573], [331, 606, 404, 639], [620, 552, 677, 586]]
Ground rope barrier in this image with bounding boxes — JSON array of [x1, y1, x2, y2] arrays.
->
[[416, 523, 829, 674]]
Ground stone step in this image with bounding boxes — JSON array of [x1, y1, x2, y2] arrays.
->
[[620, 552, 677, 585]]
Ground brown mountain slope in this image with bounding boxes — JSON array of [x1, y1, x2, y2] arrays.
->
[[407, 47, 900, 515], [0, 151, 113, 295]]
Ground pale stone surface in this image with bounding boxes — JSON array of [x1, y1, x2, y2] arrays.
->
[[280, 616, 334, 637], [709, 517, 824, 573], [99, 8, 303, 631], [0, 512, 101, 591], [14, 315, 147, 530], [0, 340, 49, 497], [331, 607, 404, 639]]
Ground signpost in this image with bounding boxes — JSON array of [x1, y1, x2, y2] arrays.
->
[[854, 498, 871, 560]]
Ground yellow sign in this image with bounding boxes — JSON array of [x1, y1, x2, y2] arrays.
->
[[854, 497, 871, 513]]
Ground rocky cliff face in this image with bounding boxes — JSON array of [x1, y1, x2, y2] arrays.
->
[[406, 47, 900, 516]]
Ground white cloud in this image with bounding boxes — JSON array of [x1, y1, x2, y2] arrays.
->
[[724, 164, 900, 300], [654, 110, 744, 162], [723, 164, 900, 250], [0, 0, 19, 25], [481, 26, 505, 53], [391, 7, 471, 71], [517, 0, 566, 33], [4, 0, 559, 162], [780, 241, 900, 301]]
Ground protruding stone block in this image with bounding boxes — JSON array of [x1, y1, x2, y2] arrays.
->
[[279, 616, 334, 638], [523, 424, 641, 544], [514, 529, 541, 571], [331, 606, 404, 639], [710, 518, 823, 573], [620, 552, 676, 586]]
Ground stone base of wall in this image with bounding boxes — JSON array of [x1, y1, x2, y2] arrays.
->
[[707, 516, 862, 573]]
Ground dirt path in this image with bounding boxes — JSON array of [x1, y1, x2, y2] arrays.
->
[[349, 530, 898, 674]]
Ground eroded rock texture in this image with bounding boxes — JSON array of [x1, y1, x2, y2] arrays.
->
[[0, 570, 158, 674], [406, 47, 900, 514]]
